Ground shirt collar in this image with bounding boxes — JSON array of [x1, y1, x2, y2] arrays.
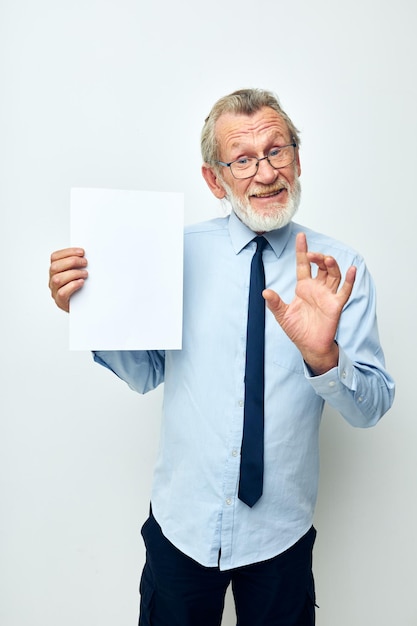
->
[[228, 209, 293, 258]]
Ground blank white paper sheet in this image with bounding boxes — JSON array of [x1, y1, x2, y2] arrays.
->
[[69, 187, 184, 351]]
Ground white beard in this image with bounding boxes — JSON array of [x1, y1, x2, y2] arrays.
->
[[221, 173, 301, 233]]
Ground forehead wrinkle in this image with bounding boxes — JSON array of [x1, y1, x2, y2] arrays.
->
[[216, 109, 291, 158], [229, 128, 286, 150]]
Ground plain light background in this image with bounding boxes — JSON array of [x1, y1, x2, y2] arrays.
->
[[1, 0, 415, 624]]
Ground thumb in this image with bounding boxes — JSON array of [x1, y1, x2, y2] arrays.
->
[[263, 288, 288, 323]]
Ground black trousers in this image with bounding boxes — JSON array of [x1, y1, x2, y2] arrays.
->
[[139, 512, 316, 626]]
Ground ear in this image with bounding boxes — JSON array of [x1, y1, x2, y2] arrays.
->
[[201, 164, 227, 199], [295, 150, 301, 177]]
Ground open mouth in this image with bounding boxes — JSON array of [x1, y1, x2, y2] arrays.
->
[[251, 188, 285, 199]]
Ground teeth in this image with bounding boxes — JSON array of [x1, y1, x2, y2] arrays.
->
[[256, 190, 282, 198]]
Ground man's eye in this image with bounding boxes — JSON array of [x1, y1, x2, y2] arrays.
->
[[235, 157, 251, 165], [269, 148, 281, 157]]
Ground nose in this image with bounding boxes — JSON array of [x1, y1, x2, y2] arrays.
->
[[254, 155, 278, 184]]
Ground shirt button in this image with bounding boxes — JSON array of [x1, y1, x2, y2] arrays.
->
[[232, 449, 239, 457], [238, 400, 244, 407], [342, 370, 347, 379], [328, 381, 336, 387], [358, 396, 363, 403], [226, 498, 232, 506]]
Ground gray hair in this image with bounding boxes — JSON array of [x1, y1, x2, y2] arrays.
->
[[201, 88, 301, 168]]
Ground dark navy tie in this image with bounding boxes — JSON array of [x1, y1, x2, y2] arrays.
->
[[238, 236, 267, 507]]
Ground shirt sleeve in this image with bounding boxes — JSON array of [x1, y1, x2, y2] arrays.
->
[[304, 255, 395, 427], [305, 346, 394, 427], [93, 350, 166, 394]]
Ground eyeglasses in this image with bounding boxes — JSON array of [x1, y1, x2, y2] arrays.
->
[[216, 142, 297, 180]]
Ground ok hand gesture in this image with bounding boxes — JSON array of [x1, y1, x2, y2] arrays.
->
[[263, 233, 356, 375]]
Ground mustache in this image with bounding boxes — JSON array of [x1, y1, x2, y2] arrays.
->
[[247, 181, 290, 197]]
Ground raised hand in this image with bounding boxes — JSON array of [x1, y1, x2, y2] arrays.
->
[[49, 248, 88, 312], [263, 232, 356, 375]]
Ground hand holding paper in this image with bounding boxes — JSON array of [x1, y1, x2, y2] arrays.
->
[[49, 247, 88, 312]]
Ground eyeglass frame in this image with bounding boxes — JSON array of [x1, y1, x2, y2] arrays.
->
[[215, 141, 297, 180]]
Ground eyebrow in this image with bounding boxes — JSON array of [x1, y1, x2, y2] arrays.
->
[[229, 134, 289, 154]]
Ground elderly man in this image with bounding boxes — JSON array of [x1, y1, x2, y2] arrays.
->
[[49, 88, 394, 626]]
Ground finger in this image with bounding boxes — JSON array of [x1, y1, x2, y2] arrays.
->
[[307, 252, 328, 284], [322, 255, 342, 290], [49, 253, 87, 280], [263, 288, 288, 324], [49, 267, 88, 292], [295, 232, 311, 281], [53, 279, 86, 313], [323, 255, 342, 278], [337, 266, 357, 304], [306, 252, 342, 290], [50, 248, 85, 262]]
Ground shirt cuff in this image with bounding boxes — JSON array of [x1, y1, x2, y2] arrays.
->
[[304, 345, 357, 395]]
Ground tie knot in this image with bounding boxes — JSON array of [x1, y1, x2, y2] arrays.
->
[[253, 236, 267, 254]]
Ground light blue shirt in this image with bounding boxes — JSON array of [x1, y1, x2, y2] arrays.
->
[[94, 211, 395, 571]]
